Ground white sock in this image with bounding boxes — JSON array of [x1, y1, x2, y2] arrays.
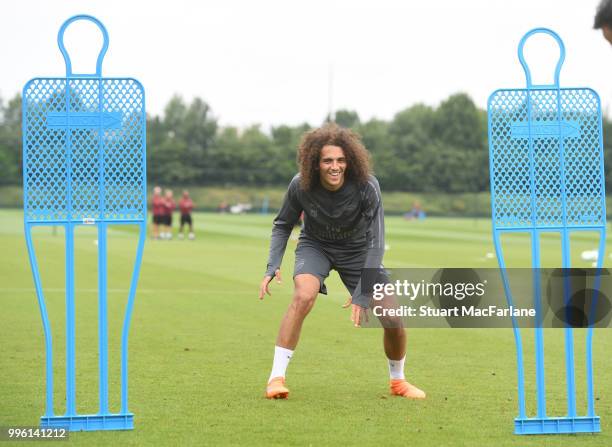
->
[[269, 346, 294, 382], [388, 356, 405, 380]]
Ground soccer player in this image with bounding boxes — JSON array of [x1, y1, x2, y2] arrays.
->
[[595, 0, 612, 44], [258, 124, 425, 400], [162, 189, 176, 240], [178, 190, 195, 240], [151, 186, 164, 240]]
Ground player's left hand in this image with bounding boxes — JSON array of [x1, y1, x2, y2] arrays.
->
[[351, 304, 368, 327]]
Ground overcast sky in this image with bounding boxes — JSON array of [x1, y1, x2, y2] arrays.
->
[[2, 0, 611, 130]]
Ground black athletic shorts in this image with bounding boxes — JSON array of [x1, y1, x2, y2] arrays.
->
[[153, 214, 164, 225], [180, 214, 192, 226], [164, 215, 172, 226], [293, 235, 369, 297]]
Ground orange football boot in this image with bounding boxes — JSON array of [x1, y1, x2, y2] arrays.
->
[[390, 379, 426, 399], [266, 376, 289, 399]]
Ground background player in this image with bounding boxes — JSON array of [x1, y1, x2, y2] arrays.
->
[[162, 189, 176, 240], [178, 190, 195, 240], [151, 186, 164, 240]]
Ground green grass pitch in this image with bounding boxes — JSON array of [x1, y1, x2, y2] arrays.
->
[[1, 209, 610, 446]]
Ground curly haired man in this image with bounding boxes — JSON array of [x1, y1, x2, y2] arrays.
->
[[259, 124, 425, 400]]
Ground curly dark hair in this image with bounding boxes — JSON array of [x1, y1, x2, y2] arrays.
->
[[297, 124, 372, 191], [594, 0, 612, 28]]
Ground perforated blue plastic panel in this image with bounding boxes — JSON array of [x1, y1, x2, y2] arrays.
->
[[489, 88, 605, 229], [23, 77, 146, 223]]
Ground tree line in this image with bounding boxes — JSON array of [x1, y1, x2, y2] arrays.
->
[[2, 91, 612, 193]]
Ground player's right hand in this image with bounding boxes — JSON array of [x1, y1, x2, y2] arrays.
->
[[259, 269, 282, 300]]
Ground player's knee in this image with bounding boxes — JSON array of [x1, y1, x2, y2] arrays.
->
[[379, 316, 404, 330], [291, 290, 317, 313]]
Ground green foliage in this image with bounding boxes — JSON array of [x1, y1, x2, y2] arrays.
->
[[3, 90, 612, 195], [334, 109, 361, 129], [147, 95, 217, 185], [0, 94, 22, 185], [374, 95, 489, 192]]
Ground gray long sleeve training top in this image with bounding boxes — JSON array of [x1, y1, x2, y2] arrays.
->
[[265, 174, 385, 307]]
